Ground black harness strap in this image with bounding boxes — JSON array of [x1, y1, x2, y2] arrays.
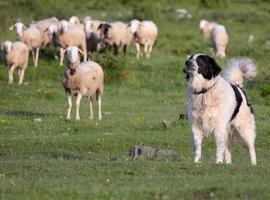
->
[[230, 84, 243, 122]]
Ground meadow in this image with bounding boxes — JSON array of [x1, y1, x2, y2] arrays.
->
[[1, 0, 270, 199]]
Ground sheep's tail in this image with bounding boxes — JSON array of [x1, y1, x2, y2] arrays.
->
[[223, 58, 257, 87]]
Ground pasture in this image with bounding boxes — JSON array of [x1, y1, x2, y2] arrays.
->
[[1, 0, 270, 199]]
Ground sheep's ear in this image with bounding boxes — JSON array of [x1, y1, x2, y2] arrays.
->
[[9, 25, 14, 30], [127, 23, 131, 27], [97, 24, 102, 30], [78, 48, 85, 56], [1, 43, 4, 50]]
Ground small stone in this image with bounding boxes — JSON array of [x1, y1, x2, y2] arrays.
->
[[33, 118, 42, 122], [103, 111, 112, 115]]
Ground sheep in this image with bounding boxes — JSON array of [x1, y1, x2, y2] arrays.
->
[[62, 46, 104, 120], [128, 20, 158, 59], [199, 20, 229, 58], [83, 18, 101, 58], [210, 24, 229, 58], [1, 40, 29, 84], [10, 22, 42, 67], [48, 20, 87, 66], [85, 19, 104, 40], [98, 21, 134, 54], [31, 17, 59, 47]]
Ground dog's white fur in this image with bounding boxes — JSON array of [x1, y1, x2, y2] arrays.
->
[[185, 54, 257, 165]]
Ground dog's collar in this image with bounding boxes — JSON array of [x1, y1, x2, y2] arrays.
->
[[192, 82, 217, 95]]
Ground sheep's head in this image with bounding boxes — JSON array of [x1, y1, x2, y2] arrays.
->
[[13, 22, 26, 37], [59, 20, 70, 33], [98, 23, 111, 40], [82, 16, 92, 25], [128, 19, 140, 34], [199, 20, 213, 38], [69, 16, 80, 25], [1, 41, 12, 53], [83, 19, 94, 36], [65, 46, 84, 65], [47, 24, 58, 38]]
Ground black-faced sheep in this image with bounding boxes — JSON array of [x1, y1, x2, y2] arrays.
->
[[98, 21, 133, 54]]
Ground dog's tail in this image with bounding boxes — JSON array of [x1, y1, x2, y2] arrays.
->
[[223, 58, 257, 87]]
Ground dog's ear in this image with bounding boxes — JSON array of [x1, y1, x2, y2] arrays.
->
[[197, 55, 221, 80], [208, 56, 221, 76]]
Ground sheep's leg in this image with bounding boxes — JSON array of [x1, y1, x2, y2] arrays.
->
[[34, 47, 39, 67], [32, 50, 35, 66], [88, 96, 93, 119], [75, 93, 82, 120], [144, 44, 149, 58], [113, 44, 119, 55], [147, 45, 153, 58], [97, 94, 102, 120], [123, 45, 127, 54], [136, 43, 140, 59], [8, 64, 15, 84], [82, 45, 87, 62], [66, 95, 72, 120], [18, 67, 25, 84], [60, 48, 65, 66]]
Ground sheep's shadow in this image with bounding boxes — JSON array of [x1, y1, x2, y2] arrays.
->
[[0, 110, 58, 118]]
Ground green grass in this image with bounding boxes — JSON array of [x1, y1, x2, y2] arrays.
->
[[1, 0, 270, 199]]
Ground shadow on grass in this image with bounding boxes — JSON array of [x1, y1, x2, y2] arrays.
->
[[41, 151, 97, 161], [0, 110, 58, 118]]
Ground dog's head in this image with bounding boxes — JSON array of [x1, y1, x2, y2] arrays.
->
[[183, 54, 221, 81]]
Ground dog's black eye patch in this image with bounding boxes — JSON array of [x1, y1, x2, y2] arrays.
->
[[197, 55, 221, 80]]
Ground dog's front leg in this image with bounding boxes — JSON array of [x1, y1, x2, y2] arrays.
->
[[214, 129, 226, 164], [192, 125, 203, 163]]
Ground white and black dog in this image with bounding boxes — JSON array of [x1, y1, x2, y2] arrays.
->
[[183, 53, 257, 165]]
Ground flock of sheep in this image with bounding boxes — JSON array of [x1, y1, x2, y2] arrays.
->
[[1, 15, 228, 120]]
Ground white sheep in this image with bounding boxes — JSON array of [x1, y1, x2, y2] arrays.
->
[[62, 46, 104, 120], [48, 20, 87, 66], [1, 41, 29, 84], [129, 20, 158, 59], [210, 24, 229, 58], [31, 17, 59, 47], [199, 20, 229, 58], [10, 22, 42, 67], [98, 21, 134, 54]]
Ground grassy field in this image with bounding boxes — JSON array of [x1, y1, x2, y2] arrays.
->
[[1, 0, 270, 199]]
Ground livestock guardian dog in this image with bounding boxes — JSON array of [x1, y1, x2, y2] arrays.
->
[[183, 54, 257, 165]]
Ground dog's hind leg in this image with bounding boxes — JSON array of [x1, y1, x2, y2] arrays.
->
[[224, 133, 233, 164], [238, 127, 256, 166], [191, 125, 204, 163]]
